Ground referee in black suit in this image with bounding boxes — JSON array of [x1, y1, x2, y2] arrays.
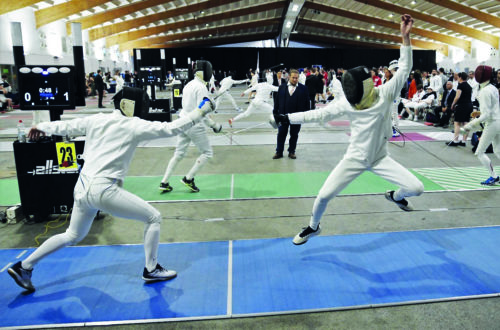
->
[[273, 69, 310, 159]]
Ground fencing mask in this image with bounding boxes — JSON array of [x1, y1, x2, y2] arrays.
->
[[113, 87, 150, 118], [474, 65, 493, 84], [388, 60, 399, 72], [341, 66, 378, 110], [194, 60, 213, 84]]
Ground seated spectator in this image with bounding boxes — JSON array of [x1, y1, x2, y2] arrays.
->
[[433, 81, 456, 128], [402, 85, 435, 121], [0, 84, 13, 111]]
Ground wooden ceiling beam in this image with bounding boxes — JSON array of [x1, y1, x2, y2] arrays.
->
[[353, 0, 499, 48], [35, 0, 110, 28], [120, 18, 280, 50], [426, 0, 500, 29], [147, 32, 278, 48], [106, 1, 285, 47], [0, 0, 40, 15], [303, 2, 470, 52], [67, 0, 175, 34], [87, 0, 236, 40], [301, 19, 448, 55], [294, 33, 401, 49]]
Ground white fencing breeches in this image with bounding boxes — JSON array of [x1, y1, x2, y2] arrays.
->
[[475, 120, 500, 177], [309, 156, 424, 229], [233, 99, 273, 122], [22, 176, 163, 272], [162, 123, 213, 182], [215, 91, 239, 110]]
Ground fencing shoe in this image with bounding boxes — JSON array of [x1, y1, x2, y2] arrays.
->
[[481, 176, 499, 186], [293, 225, 322, 245], [8, 261, 35, 291], [159, 182, 173, 193], [385, 190, 414, 211], [181, 177, 200, 192], [143, 264, 177, 282]]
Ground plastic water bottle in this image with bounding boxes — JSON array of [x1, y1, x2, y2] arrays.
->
[[17, 120, 26, 143]]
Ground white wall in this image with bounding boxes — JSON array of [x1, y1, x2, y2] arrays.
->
[[0, 7, 132, 73], [437, 41, 500, 72]]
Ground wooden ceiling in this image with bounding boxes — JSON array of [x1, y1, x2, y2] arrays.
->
[[2, 0, 500, 53]]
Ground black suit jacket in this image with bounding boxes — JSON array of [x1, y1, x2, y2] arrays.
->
[[272, 76, 286, 87], [94, 74, 104, 91], [441, 89, 456, 109], [273, 83, 310, 116]]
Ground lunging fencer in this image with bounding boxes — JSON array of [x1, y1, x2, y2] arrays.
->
[[7, 90, 216, 292], [272, 15, 423, 245], [461, 65, 500, 186], [215, 75, 249, 112], [160, 60, 222, 193], [228, 82, 278, 126]]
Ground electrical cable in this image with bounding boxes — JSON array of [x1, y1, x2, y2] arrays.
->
[[34, 210, 71, 246]]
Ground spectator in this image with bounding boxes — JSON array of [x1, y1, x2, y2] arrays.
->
[[94, 70, 106, 108], [450, 72, 459, 90], [124, 70, 132, 86], [113, 70, 124, 94], [433, 81, 456, 128], [371, 68, 382, 87], [468, 71, 480, 107], [403, 85, 435, 121], [429, 69, 443, 96], [448, 72, 473, 146]]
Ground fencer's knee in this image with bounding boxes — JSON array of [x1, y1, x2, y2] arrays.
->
[[173, 149, 186, 159], [64, 230, 86, 246], [201, 149, 213, 159], [147, 210, 162, 225]]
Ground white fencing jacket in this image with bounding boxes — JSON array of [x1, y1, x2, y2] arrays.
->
[[37, 110, 203, 181], [289, 45, 412, 165], [242, 83, 278, 102]]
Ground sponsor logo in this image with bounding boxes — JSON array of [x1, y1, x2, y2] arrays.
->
[[27, 159, 79, 175]]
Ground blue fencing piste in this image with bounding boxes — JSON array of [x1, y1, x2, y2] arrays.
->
[[2, 226, 500, 328]]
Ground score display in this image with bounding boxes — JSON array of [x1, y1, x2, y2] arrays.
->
[[18, 66, 75, 110], [140, 67, 163, 85]]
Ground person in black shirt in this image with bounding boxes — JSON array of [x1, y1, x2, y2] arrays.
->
[[94, 70, 106, 108], [448, 72, 472, 146]]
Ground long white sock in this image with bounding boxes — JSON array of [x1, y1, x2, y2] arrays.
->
[[477, 153, 497, 178], [161, 155, 182, 183], [22, 233, 73, 269], [144, 222, 160, 272], [309, 197, 328, 230], [186, 154, 210, 180]]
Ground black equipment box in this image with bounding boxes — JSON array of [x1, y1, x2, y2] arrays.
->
[[172, 83, 183, 111], [13, 139, 85, 221], [145, 99, 171, 122]]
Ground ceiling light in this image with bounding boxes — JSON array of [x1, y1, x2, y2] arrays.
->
[[371, 25, 375, 29], [206, 23, 209, 27], [286, 21, 292, 28], [411, 1, 416, 5], [389, 13, 393, 18], [356, 35, 361, 39], [292, 4, 299, 11]]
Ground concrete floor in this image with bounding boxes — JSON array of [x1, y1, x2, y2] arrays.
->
[[1, 86, 500, 329]]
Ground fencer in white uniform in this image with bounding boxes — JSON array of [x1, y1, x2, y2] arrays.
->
[[387, 60, 401, 137], [228, 82, 278, 126], [215, 76, 249, 112], [273, 15, 423, 245], [7, 92, 216, 292], [160, 60, 222, 193], [462, 65, 500, 186]]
